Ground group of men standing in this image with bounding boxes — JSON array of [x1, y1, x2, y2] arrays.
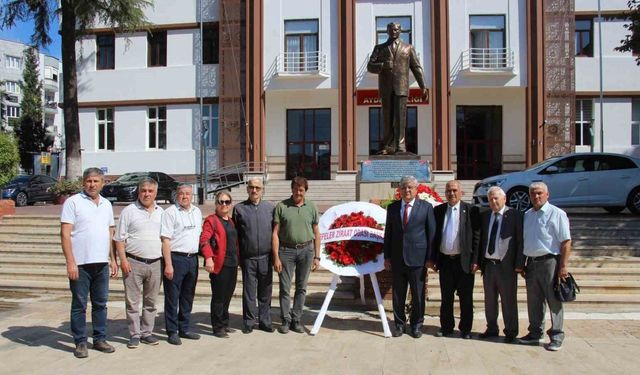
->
[[61, 168, 321, 358], [384, 177, 571, 352]]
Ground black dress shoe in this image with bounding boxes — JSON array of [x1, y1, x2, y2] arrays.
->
[[434, 330, 452, 338], [504, 335, 517, 344], [411, 329, 423, 339], [258, 324, 275, 333], [224, 327, 236, 333], [167, 333, 182, 345], [479, 331, 499, 339], [277, 323, 290, 334], [460, 332, 472, 340], [392, 329, 403, 337], [179, 332, 201, 340], [213, 329, 229, 338], [242, 326, 254, 334], [290, 321, 305, 334]]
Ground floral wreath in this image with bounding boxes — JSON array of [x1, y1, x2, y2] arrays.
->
[[394, 183, 443, 206], [323, 211, 384, 267]]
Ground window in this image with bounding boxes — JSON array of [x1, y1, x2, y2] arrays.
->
[[633, 99, 640, 146], [369, 106, 417, 155], [148, 106, 167, 149], [45, 91, 56, 104], [469, 15, 506, 68], [203, 24, 219, 64], [96, 108, 114, 150], [594, 155, 637, 171], [286, 108, 331, 180], [96, 34, 115, 70], [203, 104, 219, 148], [148, 31, 167, 67], [7, 106, 20, 118], [5, 55, 21, 69], [5, 81, 20, 94], [284, 19, 319, 72], [575, 18, 593, 57], [376, 16, 412, 44], [44, 66, 59, 81], [575, 99, 593, 147]]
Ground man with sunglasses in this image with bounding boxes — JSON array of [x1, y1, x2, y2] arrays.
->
[[232, 178, 275, 334], [160, 184, 202, 345]]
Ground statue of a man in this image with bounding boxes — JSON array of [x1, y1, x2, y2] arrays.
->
[[367, 22, 428, 155]]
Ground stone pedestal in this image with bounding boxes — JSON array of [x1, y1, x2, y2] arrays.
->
[[357, 155, 431, 202]]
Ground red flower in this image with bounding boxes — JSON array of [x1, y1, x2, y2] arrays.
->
[[324, 211, 383, 267], [393, 184, 443, 203]]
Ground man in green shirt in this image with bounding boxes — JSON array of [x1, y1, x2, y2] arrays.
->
[[272, 176, 321, 334]]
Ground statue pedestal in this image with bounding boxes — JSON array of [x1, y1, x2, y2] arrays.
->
[[357, 155, 431, 202]]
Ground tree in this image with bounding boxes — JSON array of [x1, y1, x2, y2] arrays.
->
[[616, 0, 640, 65], [15, 46, 46, 173], [0, 0, 151, 178], [0, 132, 20, 186]]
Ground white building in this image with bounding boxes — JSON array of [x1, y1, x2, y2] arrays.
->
[[0, 39, 61, 138], [73, 0, 640, 180]]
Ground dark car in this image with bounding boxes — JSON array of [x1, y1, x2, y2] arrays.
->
[[100, 172, 179, 203], [1, 174, 58, 206]]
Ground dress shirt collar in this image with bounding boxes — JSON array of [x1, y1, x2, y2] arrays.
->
[[447, 201, 461, 212], [135, 199, 159, 212], [402, 198, 416, 209], [494, 205, 506, 217]]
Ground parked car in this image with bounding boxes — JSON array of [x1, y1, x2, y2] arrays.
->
[[0, 174, 58, 206], [100, 172, 179, 203], [473, 152, 640, 214]]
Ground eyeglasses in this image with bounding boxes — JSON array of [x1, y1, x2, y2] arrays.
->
[[217, 200, 232, 206], [248, 186, 262, 191]]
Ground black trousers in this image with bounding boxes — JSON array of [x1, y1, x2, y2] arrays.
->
[[241, 255, 273, 328], [438, 255, 475, 334], [209, 265, 238, 331], [392, 264, 426, 330], [163, 254, 198, 335]]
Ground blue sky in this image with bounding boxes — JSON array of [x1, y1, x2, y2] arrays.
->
[[0, 17, 61, 59]]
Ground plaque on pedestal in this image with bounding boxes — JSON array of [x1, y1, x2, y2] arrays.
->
[[360, 156, 430, 182]]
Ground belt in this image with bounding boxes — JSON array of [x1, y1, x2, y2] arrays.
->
[[281, 240, 313, 249], [441, 253, 460, 259], [126, 253, 162, 264], [171, 251, 198, 257], [484, 257, 502, 265], [527, 253, 557, 262]]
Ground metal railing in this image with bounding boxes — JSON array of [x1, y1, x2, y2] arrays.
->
[[277, 51, 328, 75], [462, 48, 515, 71], [207, 161, 267, 194]]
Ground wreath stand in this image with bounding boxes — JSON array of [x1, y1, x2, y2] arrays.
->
[[310, 272, 391, 337]]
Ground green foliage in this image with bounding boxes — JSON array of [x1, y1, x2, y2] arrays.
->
[[0, 132, 20, 186], [14, 46, 45, 173], [615, 0, 640, 65], [48, 178, 82, 196]]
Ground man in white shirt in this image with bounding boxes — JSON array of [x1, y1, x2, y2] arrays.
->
[[114, 177, 164, 349], [60, 167, 117, 359], [160, 184, 202, 345], [519, 182, 571, 352]]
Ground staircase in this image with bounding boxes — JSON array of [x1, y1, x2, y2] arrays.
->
[[1, 209, 639, 313]]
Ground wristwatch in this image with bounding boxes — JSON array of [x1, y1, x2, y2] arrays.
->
[[313, 256, 321, 261]]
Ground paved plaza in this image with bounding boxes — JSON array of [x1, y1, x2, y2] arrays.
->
[[1, 292, 639, 375]]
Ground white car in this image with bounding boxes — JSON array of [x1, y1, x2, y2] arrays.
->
[[472, 152, 640, 214]]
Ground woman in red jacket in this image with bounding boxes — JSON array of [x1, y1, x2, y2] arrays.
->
[[199, 191, 239, 338]]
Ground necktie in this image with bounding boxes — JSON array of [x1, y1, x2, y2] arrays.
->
[[403, 203, 411, 228], [444, 206, 456, 251], [488, 213, 499, 256]]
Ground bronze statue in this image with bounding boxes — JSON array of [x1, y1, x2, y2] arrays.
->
[[367, 22, 428, 155]]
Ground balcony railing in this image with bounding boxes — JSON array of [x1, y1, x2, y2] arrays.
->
[[462, 48, 515, 72], [277, 51, 328, 76]]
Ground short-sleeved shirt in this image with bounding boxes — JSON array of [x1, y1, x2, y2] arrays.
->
[[523, 202, 571, 257], [160, 204, 202, 254], [114, 200, 164, 259], [273, 197, 319, 245], [60, 191, 115, 265]]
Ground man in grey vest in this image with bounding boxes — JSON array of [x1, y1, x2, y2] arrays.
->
[[233, 178, 275, 333]]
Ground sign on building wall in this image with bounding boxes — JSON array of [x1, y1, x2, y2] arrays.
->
[[356, 89, 429, 106]]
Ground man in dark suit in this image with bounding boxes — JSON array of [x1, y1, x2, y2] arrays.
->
[[367, 22, 428, 155], [478, 186, 524, 343], [384, 175, 436, 338], [432, 180, 479, 339]]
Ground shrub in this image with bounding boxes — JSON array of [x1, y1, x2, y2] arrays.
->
[[0, 133, 20, 187]]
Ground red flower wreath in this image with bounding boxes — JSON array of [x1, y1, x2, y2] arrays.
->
[[394, 183, 443, 204], [324, 211, 384, 267]]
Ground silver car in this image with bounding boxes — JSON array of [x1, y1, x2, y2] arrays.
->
[[472, 152, 640, 214]]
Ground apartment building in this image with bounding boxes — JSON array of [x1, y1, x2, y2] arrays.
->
[[74, 0, 639, 180], [0, 39, 61, 137]]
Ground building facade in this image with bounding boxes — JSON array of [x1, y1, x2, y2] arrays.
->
[[0, 39, 61, 139], [74, 0, 640, 180]]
